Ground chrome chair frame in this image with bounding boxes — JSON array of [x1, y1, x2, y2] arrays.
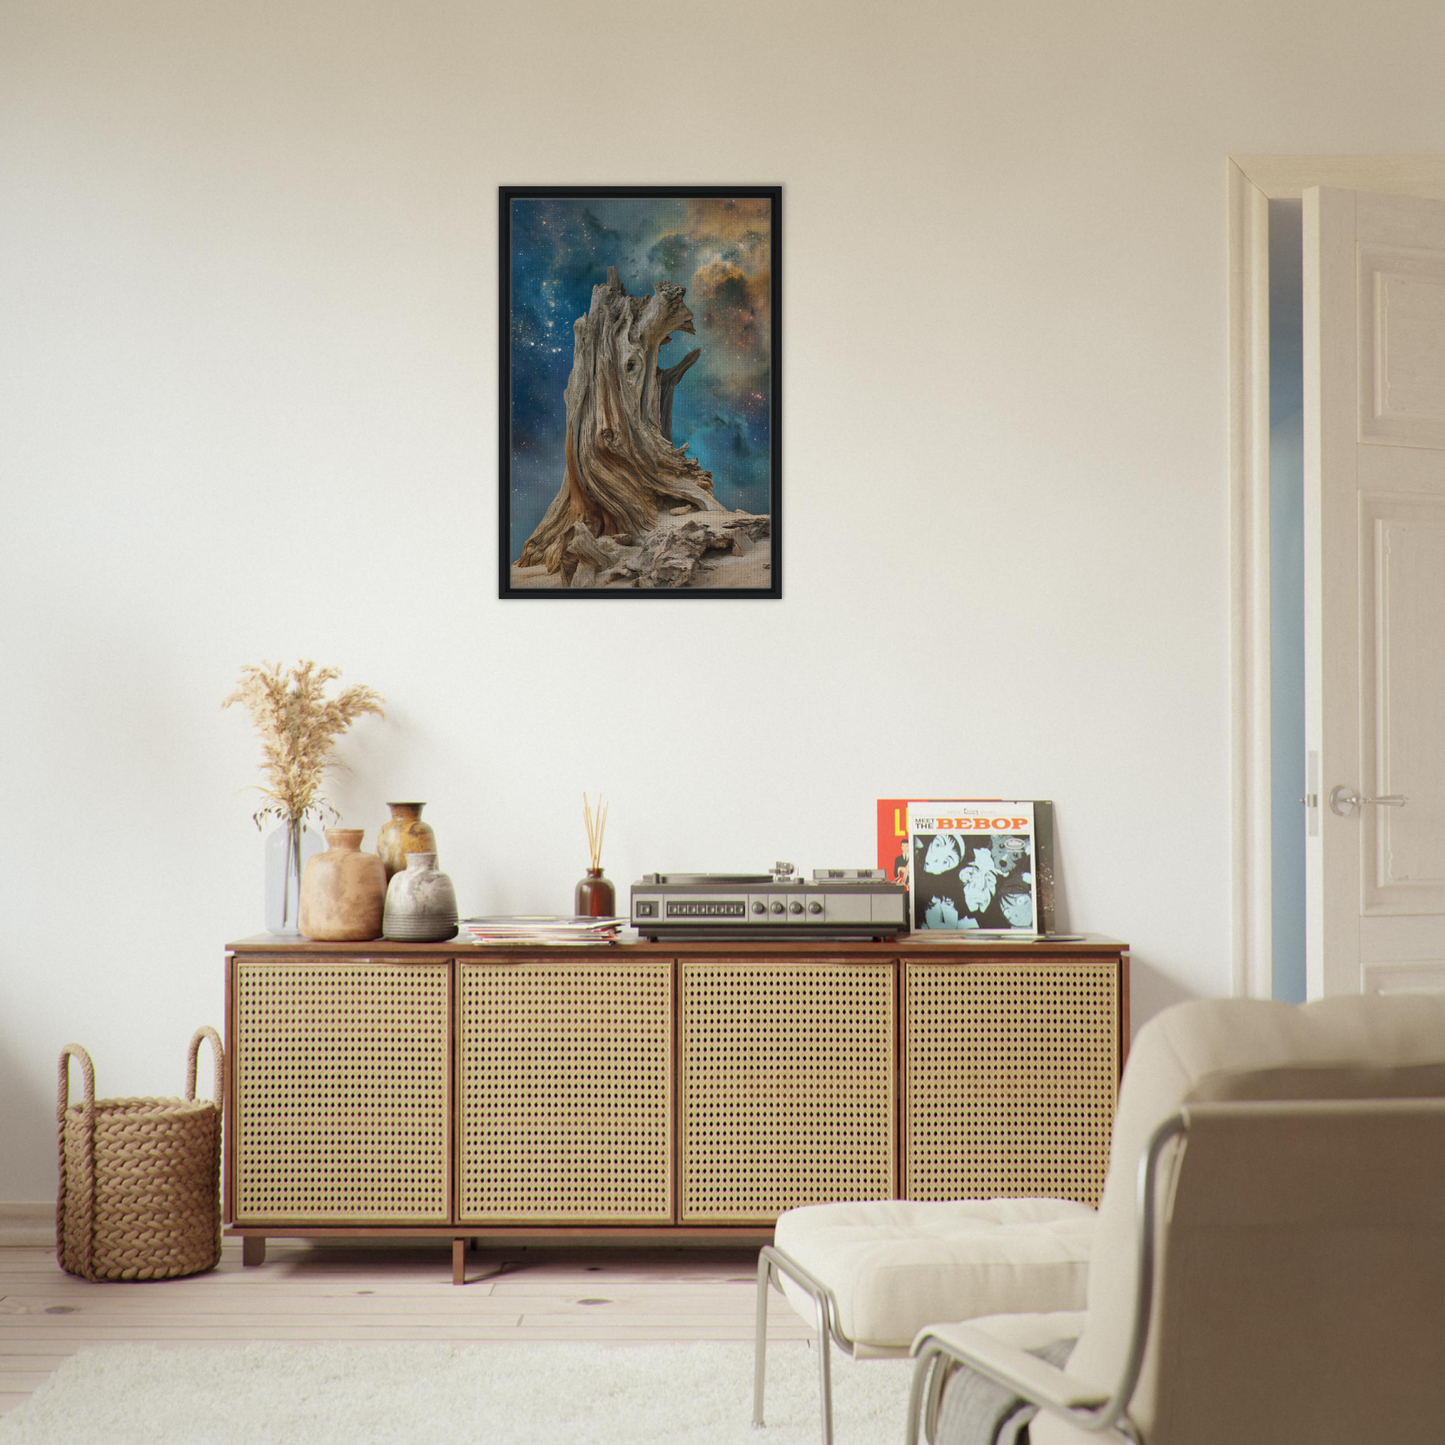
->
[[904, 1114, 1186, 1445], [753, 1243, 871, 1445]]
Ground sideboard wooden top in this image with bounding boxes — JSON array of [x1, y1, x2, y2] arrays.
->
[[228, 932, 1127, 958]]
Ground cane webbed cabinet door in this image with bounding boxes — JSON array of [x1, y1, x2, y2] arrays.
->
[[679, 958, 896, 1223], [457, 958, 674, 1223], [904, 958, 1119, 1206], [232, 958, 451, 1224]]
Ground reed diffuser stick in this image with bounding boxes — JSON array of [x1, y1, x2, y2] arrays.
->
[[583, 792, 608, 870]]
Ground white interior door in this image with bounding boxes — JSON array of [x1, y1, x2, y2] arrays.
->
[[1305, 186, 1445, 996]]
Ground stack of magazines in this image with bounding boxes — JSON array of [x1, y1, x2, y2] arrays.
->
[[458, 915, 626, 946]]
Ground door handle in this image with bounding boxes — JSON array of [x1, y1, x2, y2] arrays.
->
[[1329, 786, 1408, 816]]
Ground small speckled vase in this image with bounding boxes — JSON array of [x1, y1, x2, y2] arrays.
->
[[299, 829, 386, 941], [376, 802, 438, 881], [383, 853, 459, 942]]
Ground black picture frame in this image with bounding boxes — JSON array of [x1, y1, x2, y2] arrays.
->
[[499, 185, 782, 598]]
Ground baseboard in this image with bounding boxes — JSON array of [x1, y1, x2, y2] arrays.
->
[[0, 1201, 54, 1247]]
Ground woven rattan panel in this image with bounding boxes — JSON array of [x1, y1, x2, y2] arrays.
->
[[904, 961, 1118, 1206], [458, 960, 672, 1222], [234, 960, 450, 1223], [680, 960, 895, 1223]]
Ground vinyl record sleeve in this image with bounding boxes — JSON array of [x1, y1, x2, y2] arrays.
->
[[878, 798, 1055, 934]]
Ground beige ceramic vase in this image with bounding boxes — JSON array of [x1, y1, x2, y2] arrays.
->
[[299, 829, 385, 941], [376, 802, 438, 881]]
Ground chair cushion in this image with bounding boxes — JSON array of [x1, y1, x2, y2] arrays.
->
[[772, 1198, 1096, 1354]]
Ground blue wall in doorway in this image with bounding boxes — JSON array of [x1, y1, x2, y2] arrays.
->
[[1269, 199, 1307, 1004]]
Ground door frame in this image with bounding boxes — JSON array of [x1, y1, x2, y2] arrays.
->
[[1228, 157, 1445, 999]]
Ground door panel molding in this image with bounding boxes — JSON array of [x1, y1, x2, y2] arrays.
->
[[1364, 960, 1445, 994], [1359, 244, 1445, 447], [1360, 497, 1445, 913]]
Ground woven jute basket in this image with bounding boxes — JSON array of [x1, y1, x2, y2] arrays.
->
[[56, 1027, 224, 1282]]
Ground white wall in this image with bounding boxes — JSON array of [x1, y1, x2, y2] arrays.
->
[[3, 0, 1442, 1200]]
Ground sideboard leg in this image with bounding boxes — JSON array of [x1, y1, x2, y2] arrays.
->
[[452, 1237, 465, 1285], [241, 1236, 266, 1268]]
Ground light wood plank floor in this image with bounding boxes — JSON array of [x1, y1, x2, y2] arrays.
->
[[0, 1240, 811, 1416]]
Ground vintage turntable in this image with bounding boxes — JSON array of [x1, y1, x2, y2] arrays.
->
[[630, 863, 907, 941]]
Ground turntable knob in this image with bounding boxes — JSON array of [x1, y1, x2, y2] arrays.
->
[[789, 901, 804, 915], [770, 902, 785, 915], [752, 901, 766, 914], [808, 901, 823, 915]]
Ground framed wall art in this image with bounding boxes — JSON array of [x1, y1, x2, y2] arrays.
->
[[499, 186, 781, 597]]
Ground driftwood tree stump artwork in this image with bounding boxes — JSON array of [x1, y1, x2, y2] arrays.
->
[[514, 267, 771, 590]]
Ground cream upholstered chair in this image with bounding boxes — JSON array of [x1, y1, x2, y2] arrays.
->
[[907, 993, 1445, 1445], [753, 1167, 1098, 1440]]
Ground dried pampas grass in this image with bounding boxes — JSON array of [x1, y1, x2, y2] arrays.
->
[[223, 660, 385, 828]]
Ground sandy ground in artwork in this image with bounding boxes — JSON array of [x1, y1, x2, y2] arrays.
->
[[510, 518, 773, 590]]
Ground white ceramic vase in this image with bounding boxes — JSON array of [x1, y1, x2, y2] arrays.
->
[[382, 853, 458, 942]]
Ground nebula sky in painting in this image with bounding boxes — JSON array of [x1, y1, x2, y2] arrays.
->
[[507, 195, 773, 560]]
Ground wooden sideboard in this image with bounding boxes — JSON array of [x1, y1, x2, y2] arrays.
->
[[224, 935, 1128, 1281]]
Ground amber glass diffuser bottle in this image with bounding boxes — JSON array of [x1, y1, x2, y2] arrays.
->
[[576, 793, 616, 917]]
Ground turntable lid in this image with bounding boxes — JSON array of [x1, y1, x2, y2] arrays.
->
[[652, 872, 772, 885]]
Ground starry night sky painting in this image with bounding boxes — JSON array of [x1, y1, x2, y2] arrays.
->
[[500, 187, 780, 596]]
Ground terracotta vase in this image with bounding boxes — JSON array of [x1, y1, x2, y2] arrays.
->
[[376, 802, 438, 881], [299, 829, 385, 941], [383, 853, 459, 942], [575, 867, 616, 918]]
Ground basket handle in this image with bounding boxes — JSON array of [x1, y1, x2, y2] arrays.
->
[[56, 1043, 98, 1277], [185, 1026, 225, 1108], [57, 1043, 95, 1125]]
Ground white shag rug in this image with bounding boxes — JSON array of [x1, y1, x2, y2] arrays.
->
[[0, 1341, 914, 1444]]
